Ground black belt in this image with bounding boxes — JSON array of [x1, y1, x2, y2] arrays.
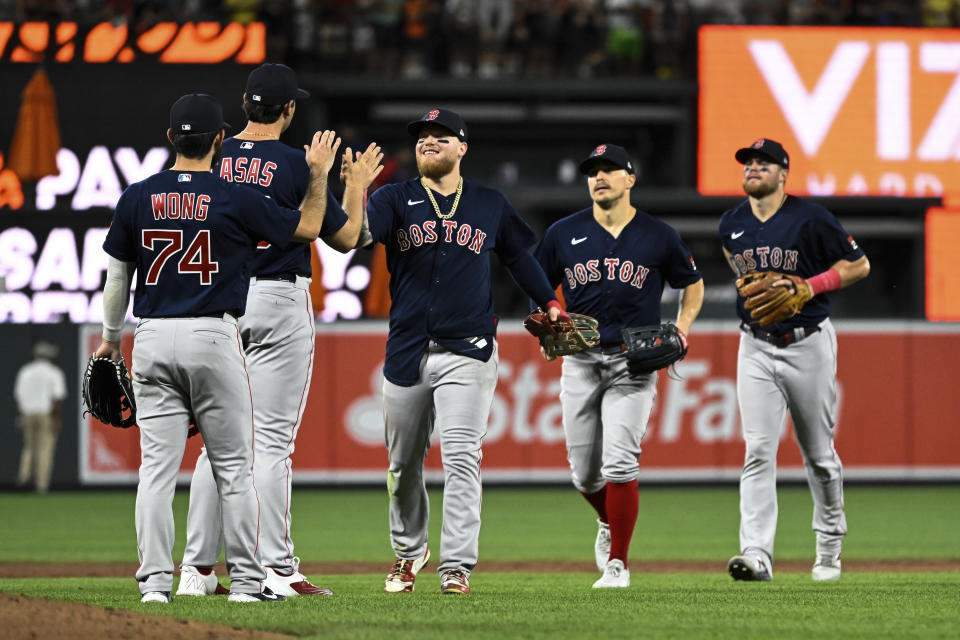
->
[[598, 343, 625, 355], [743, 323, 820, 348], [255, 273, 301, 283]]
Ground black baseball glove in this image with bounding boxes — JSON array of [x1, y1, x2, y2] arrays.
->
[[82, 356, 137, 428], [621, 323, 688, 377]]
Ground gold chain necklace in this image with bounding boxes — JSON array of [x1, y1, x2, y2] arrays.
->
[[421, 177, 463, 220], [239, 130, 278, 138]]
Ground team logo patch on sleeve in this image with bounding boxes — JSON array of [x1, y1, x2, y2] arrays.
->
[[178, 174, 191, 182], [848, 235, 859, 250], [689, 255, 697, 270]]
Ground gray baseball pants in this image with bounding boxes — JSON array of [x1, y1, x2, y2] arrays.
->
[[560, 350, 656, 492], [736, 318, 846, 563], [132, 315, 264, 595], [182, 277, 314, 574], [384, 341, 498, 575]]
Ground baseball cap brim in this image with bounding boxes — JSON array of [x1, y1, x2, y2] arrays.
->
[[295, 88, 310, 99], [407, 120, 462, 140], [735, 148, 785, 167], [578, 157, 633, 175]]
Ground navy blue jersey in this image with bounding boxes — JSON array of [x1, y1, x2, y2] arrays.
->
[[367, 177, 551, 386], [535, 208, 702, 346], [103, 170, 301, 318], [719, 195, 864, 330], [218, 137, 348, 277]]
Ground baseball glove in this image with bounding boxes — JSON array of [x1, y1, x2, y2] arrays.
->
[[736, 271, 812, 326], [621, 323, 688, 376], [524, 310, 600, 358], [82, 356, 137, 428]]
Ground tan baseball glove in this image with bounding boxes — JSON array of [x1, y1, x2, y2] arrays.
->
[[524, 310, 600, 358], [736, 271, 812, 326]]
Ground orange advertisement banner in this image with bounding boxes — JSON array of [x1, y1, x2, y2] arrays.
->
[[926, 208, 960, 321], [699, 26, 960, 197], [80, 323, 960, 484], [0, 21, 264, 63]]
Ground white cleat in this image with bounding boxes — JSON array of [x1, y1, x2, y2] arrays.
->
[[812, 556, 842, 581], [728, 553, 773, 581], [593, 559, 630, 588], [594, 520, 611, 572], [264, 556, 333, 596], [176, 565, 224, 596], [141, 591, 171, 603], [228, 586, 286, 602]]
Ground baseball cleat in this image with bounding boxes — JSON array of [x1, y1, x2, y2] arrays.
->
[[728, 553, 773, 581], [595, 519, 611, 571], [176, 565, 229, 596], [384, 546, 431, 593], [440, 569, 471, 594], [141, 591, 171, 603], [264, 556, 333, 596], [812, 555, 842, 581], [227, 586, 286, 602], [593, 559, 630, 588]]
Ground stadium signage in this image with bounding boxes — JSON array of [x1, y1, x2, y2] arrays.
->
[[699, 27, 960, 196]]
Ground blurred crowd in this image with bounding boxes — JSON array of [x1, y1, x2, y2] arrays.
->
[[3, 1, 956, 79]]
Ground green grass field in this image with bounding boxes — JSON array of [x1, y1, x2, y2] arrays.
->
[[1, 486, 959, 639]]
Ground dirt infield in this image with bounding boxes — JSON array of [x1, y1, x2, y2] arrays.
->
[[0, 592, 292, 640], [2, 560, 956, 639]]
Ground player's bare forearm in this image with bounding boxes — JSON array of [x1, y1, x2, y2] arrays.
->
[[829, 255, 870, 287], [335, 142, 384, 250], [722, 246, 738, 275], [295, 130, 341, 241], [675, 279, 704, 335], [293, 172, 328, 241], [356, 207, 374, 248]]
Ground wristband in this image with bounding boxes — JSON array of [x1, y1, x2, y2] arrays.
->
[[806, 269, 841, 296]]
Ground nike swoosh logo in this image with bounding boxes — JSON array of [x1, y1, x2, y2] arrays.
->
[[408, 199, 425, 206], [731, 231, 745, 239], [571, 237, 588, 245]]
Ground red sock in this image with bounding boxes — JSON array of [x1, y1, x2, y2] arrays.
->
[[196, 567, 213, 576], [580, 486, 608, 523], [605, 480, 639, 567]]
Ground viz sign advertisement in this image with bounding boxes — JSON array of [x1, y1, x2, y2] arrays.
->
[[699, 26, 960, 197]]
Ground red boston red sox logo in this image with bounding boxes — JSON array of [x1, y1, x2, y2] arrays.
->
[[427, 110, 439, 120], [751, 139, 766, 149], [593, 144, 607, 156]]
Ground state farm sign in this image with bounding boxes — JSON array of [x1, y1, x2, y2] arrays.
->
[[80, 323, 960, 484], [699, 26, 960, 197]]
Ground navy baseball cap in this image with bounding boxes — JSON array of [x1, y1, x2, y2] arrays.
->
[[735, 138, 789, 168], [407, 108, 468, 141], [245, 63, 310, 105], [579, 144, 635, 175], [169, 93, 230, 134]]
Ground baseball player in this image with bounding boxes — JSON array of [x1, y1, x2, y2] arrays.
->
[[533, 144, 703, 588], [176, 64, 383, 598], [720, 138, 870, 582], [93, 93, 342, 603], [362, 108, 565, 595]]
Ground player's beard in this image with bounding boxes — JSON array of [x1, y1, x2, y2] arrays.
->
[[417, 153, 456, 181], [592, 189, 623, 210], [742, 177, 778, 199]]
